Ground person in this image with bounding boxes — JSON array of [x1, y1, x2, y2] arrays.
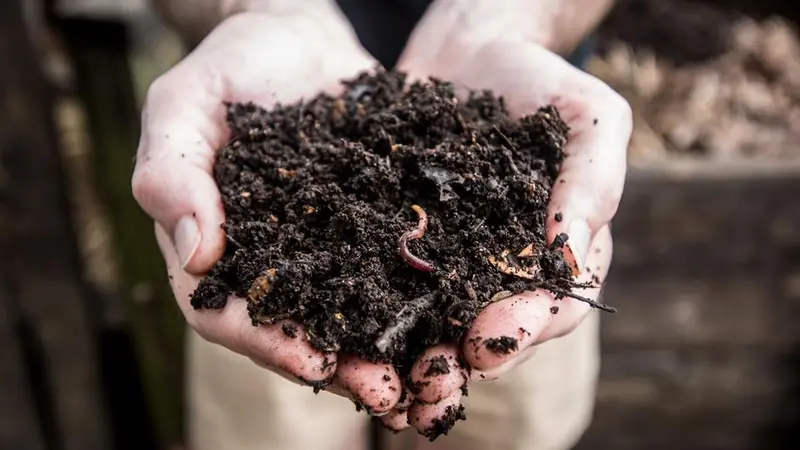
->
[[131, 1, 632, 449]]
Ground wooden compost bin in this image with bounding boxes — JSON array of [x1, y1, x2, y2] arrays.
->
[[574, 159, 800, 450], [576, 1, 800, 447]]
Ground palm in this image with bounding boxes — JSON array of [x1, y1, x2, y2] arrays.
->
[[383, 39, 631, 434], [136, 12, 410, 418]]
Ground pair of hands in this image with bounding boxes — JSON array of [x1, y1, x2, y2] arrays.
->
[[132, 8, 631, 435]]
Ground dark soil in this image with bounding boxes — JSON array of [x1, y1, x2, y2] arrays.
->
[[190, 70, 611, 437], [423, 355, 451, 377], [483, 336, 520, 355], [423, 405, 467, 440]]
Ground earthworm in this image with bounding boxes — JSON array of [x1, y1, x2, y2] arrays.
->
[[398, 205, 437, 272]]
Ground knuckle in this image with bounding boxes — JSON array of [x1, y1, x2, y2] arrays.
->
[[599, 85, 634, 137], [595, 175, 623, 223], [184, 313, 202, 334], [186, 313, 213, 342], [570, 172, 621, 227], [584, 78, 633, 128], [596, 225, 614, 262], [144, 73, 174, 108], [131, 164, 159, 209], [606, 87, 633, 124]]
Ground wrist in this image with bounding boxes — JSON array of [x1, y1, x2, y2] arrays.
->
[[398, 0, 613, 74], [152, 0, 353, 46]]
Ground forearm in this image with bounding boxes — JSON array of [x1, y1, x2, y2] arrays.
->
[[531, 0, 615, 53], [408, 0, 614, 56], [150, 0, 353, 46]]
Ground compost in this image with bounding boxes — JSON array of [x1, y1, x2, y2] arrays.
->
[[189, 70, 609, 436]]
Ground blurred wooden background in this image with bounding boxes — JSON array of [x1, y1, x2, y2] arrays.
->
[[575, 162, 800, 449], [0, 0, 798, 449]]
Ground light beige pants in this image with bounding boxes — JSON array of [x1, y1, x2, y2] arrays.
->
[[187, 313, 600, 450]]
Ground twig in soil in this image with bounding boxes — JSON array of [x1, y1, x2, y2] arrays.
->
[[492, 125, 515, 149], [375, 292, 437, 354], [540, 282, 617, 313], [398, 205, 437, 272], [470, 218, 485, 232], [254, 311, 296, 325], [464, 281, 477, 301], [455, 113, 467, 133], [226, 234, 244, 249], [490, 290, 513, 302], [242, 221, 274, 229], [505, 151, 521, 175]]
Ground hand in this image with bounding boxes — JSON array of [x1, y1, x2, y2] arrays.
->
[[132, 10, 405, 415], [382, 37, 632, 435]]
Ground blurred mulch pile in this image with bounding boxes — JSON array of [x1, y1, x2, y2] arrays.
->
[[589, 0, 800, 161]]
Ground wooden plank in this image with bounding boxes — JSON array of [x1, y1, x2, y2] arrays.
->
[[600, 163, 800, 345], [0, 1, 110, 449], [0, 282, 46, 450], [578, 346, 795, 450], [576, 163, 800, 449], [55, 17, 185, 446], [595, 346, 786, 407], [611, 163, 800, 279], [577, 402, 773, 450], [599, 276, 796, 345]]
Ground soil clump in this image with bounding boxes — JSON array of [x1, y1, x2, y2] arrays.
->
[[190, 70, 610, 437]]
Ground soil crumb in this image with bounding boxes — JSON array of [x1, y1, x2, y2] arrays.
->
[[423, 405, 467, 441], [189, 70, 609, 438], [424, 355, 451, 377], [281, 322, 298, 339], [483, 336, 519, 355]]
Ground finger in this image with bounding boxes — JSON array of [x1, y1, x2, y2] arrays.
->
[[408, 390, 464, 440], [541, 60, 631, 273], [464, 225, 613, 371], [132, 63, 233, 275], [201, 299, 337, 384], [395, 388, 415, 410], [381, 408, 410, 433], [131, 13, 379, 275], [538, 225, 613, 342], [409, 344, 468, 404], [464, 291, 552, 371], [468, 344, 538, 383], [156, 223, 336, 383], [334, 356, 402, 415]]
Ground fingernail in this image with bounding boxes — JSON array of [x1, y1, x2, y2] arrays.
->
[[564, 221, 590, 275], [174, 215, 201, 270], [370, 408, 390, 417]]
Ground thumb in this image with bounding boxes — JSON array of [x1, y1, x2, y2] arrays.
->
[[544, 65, 631, 274], [132, 71, 229, 274]]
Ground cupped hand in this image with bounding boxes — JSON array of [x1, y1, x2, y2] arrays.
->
[[132, 10, 403, 415], [386, 39, 632, 434]]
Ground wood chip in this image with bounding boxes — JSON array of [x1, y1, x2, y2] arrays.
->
[[247, 268, 278, 304], [488, 251, 536, 280]]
